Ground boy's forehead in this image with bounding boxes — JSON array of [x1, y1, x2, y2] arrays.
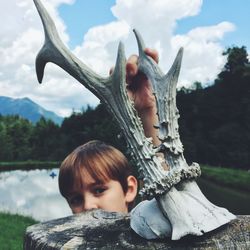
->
[[81, 164, 111, 182], [69, 169, 108, 192]]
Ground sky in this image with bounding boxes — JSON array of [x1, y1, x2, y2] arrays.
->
[[0, 0, 250, 117]]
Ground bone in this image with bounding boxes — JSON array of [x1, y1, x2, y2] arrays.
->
[[131, 30, 236, 240]]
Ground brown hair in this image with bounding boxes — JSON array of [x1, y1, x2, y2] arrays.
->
[[58, 140, 133, 198]]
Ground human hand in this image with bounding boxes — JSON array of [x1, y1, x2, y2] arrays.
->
[[125, 48, 166, 162], [125, 48, 159, 114], [109, 48, 160, 145], [126, 48, 160, 144]]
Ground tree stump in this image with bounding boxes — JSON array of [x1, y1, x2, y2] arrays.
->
[[24, 211, 250, 249]]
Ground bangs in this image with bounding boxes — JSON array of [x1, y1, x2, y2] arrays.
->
[[78, 148, 125, 183], [58, 161, 83, 197]]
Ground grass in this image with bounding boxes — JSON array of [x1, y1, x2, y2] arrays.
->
[[0, 160, 60, 171], [201, 165, 250, 192], [0, 212, 38, 250]]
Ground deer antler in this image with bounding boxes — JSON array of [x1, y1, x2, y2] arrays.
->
[[34, 0, 236, 241], [34, 0, 199, 198], [133, 30, 202, 197], [129, 30, 235, 240]]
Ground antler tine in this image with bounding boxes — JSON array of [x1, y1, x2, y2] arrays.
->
[[33, 0, 59, 43], [133, 29, 164, 81], [105, 41, 129, 120], [34, 0, 61, 83], [34, 0, 107, 98], [164, 47, 183, 92], [132, 29, 146, 57], [159, 48, 184, 155]]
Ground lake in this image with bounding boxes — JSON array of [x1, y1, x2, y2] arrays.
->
[[0, 169, 249, 222], [0, 168, 71, 221]]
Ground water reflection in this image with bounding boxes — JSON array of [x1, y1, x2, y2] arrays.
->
[[1, 169, 249, 222], [0, 169, 71, 222]]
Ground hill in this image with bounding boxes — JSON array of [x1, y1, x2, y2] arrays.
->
[[0, 96, 63, 125]]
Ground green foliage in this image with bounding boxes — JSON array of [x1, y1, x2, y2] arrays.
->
[[222, 46, 249, 76], [0, 212, 37, 250], [31, 117, 61, 160], [178, 46, 250, 169], [60, 104, 126, 156], [0, 105, 125, 162], [0, 115, 33, 161], [0, 160, 60, 171], [201, 165, 250, 192]]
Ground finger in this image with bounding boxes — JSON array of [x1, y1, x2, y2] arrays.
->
[[144, 48, 159, 64], [126, 55, 139, 84], [126, 55, 139, 77], [109, 66, 114, 75]]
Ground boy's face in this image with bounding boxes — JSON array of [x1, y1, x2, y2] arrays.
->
[[66, 174, 136, 214]]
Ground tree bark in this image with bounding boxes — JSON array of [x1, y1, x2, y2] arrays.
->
[[24, 210, 250, 249]]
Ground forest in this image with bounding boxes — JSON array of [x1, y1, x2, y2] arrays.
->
[[0, 46, 249, 170]]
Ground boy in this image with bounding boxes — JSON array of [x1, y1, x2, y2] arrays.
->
[[59, 48, 160, 214], [59, 140, 137, 213]]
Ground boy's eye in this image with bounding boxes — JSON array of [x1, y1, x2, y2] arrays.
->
[[93, 186, 107, 196], [69, 195, 83, 206]]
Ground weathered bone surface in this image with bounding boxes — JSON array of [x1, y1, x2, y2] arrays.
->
[[33, 0, 236, 241], [130, 32, 236, 240]]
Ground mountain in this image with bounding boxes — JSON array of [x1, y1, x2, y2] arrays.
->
[[0, 96, 63, 125]]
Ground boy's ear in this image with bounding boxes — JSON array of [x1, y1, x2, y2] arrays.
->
[[125, 175, 138, 203]]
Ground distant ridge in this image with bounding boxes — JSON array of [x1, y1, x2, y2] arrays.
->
[[0, 96, 63, 125]]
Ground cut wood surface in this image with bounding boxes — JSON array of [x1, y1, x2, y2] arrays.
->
[[24, 210, 250, 249]]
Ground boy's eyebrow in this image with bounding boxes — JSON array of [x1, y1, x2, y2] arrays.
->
[[66, 180, 107, 196], [88, 181, 106, 188]]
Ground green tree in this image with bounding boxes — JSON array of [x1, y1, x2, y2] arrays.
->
[[0, 118, 14, 160], [0, 115, 33, 161], [222, 46, 249, 75], [178, 45, 250, 169], [31, 117, 60, 160]]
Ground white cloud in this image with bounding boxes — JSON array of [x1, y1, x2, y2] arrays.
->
[[0, 0, 85, 117], [112, 0, 202, 26], [172, 22, 236, 86], [74, 20, 130, 74], [0, 0, 236, 116]]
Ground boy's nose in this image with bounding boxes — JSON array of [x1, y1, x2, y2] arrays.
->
[[83, 194, 98, 211]]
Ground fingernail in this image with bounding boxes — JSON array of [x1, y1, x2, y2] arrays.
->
[[128, 69, 134, 76]]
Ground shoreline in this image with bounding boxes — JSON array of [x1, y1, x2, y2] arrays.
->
[[0, 160, 60, 172]]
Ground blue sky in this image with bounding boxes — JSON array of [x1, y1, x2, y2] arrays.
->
[[1, 0, 250, 116], [176, 0, 250, 50], [59, 0, 116, 48], [59, 0, 250, 50]]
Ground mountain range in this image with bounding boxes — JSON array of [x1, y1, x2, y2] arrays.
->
[[0, 96, 63, 125]]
